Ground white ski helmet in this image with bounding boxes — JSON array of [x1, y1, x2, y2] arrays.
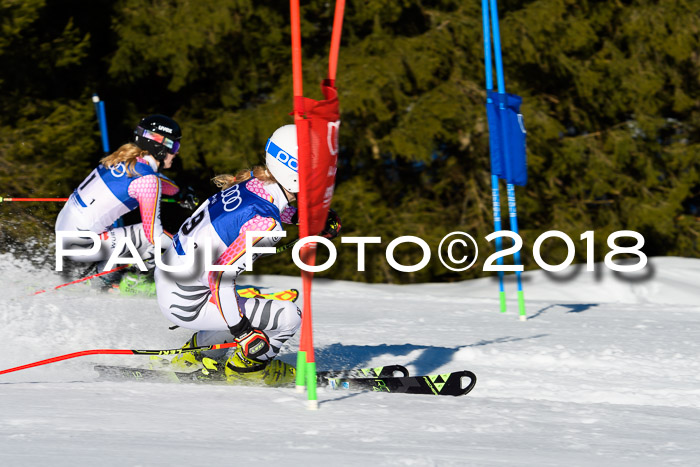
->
[[265, 124, 299, 193]]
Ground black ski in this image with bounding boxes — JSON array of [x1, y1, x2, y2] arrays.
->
[[93, 363, 409, 384], [326, 370, 477, 397], [321, 365, 409, 379]]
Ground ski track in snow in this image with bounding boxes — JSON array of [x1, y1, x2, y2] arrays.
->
[[0, 254, 699, 466]]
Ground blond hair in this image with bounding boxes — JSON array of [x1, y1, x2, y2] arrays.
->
[[99, 143, 150, 177], [212, 165, 278, 190]]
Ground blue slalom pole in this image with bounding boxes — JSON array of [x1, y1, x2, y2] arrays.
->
[[92, 94, 110, 155], [506, 184, 525, 318], [482, 0, 507, 313], [488, 0, 506, 94], [488, 0, 526, 320], [92, 94, 123, 228]]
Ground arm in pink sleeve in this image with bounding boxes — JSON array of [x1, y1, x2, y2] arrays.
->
[[281, 206, 298, 224], [128, 174, 163, 244], [158, 174, 180, 197]]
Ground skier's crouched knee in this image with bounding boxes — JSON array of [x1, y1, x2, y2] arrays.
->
[[244, 299, 301, 356], [274, 301, 302, 336]]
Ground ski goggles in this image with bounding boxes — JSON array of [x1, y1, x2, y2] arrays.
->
[[136, 126, 180, 154]]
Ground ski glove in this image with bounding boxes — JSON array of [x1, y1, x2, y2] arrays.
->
[[287, 208, 341, 239], [177, 185, 199, 211], [230, 319, 270, 361], [321, 208, 341, 239]]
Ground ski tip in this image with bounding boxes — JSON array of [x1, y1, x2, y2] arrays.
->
[[458, 370, 478, 396]]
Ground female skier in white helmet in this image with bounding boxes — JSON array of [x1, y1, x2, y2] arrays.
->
[[153, 124, 340, 386]]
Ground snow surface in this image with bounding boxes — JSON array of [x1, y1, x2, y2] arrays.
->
[[0, 254, 699, 466]]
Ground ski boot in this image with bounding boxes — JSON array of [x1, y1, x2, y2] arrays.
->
[[169, 335, 227, 379], [148, 356, 173, 369], [224, 350, 296, 387], [116, 270, 156, 297], [198, 357, 225, 380], [84, 263, 126, 292], [169, 335, 204, 371]]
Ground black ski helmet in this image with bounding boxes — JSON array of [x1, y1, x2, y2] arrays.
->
[[132, 114, 182, 161]]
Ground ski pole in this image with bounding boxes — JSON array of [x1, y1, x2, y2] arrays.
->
[[276, 237, 300, 254], [0, 197, 69, 202], [0, 342, 238, 376], [31, 264, 130, 296], [0, 196, 179, 203]]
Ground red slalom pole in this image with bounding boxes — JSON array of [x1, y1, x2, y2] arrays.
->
[[289, 0, 318, 409], [0, 342, 238, 376], [1, 196, 178, 203], [32, 264, 130, 296], [1, 197, 69, 202], [327, 0, 345, 82], [290, 0, 304, 117], [290, 0, 307, 389], [298, 244, 318, 407]]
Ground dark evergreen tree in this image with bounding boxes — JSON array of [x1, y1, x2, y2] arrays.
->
[[0, 0, 697, 280]]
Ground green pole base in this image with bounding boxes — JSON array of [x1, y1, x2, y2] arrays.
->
[[517, 290, 526, 321], [499, 291, 507, 313], [306, 361, 317, 408], [295, 350, 307, 392]]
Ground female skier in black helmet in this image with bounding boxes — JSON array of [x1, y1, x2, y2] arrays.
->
[[55, 114, 182, 276]]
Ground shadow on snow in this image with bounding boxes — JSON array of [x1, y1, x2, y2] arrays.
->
[[300, 334, 548, 376], [527, 303, 599, 320]]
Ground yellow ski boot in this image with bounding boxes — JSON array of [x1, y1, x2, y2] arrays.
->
[[261, 359, 297, 386], [199, 357, 225, 380], [225, 350, 296, 387], [169, 335, 203, 371]]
